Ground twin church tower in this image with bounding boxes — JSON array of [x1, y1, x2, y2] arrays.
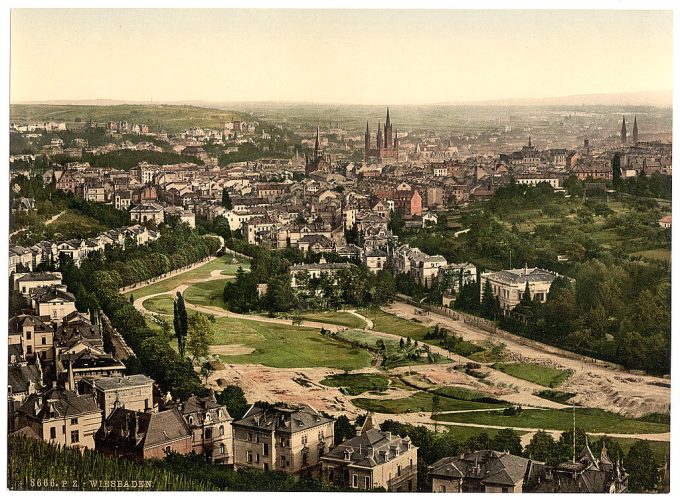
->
[[365, 107, 399, 162]]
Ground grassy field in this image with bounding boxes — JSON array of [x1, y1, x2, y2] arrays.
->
[[143, 295, 174, 316], [444, 425, 501, 443], [184, 279, 231, 309], [492, 362, 573, 388], [353, 391, 504, 414], [336, 329, 449, 369], [142, 298, 373, 369], [129, 255, 249, 298], [321, 373, 390, 395], [359, 308, 430, 339], [209, 317, 372, 369], [630, 248, 672, 262], [434, 408, 670, 434], [292, 311, 367, 329]]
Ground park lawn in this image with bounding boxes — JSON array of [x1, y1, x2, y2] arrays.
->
[[294, 311, 366, 329], [492, 362, 573, 388], [358, 308, 430, 339], [444, 425, 501, 443], [352, 391, 502, 414], [184, 279, 231, 309], [321, 373, 390, 395], [142, 295, 174, 316], [434, 408, 670, 434], [210, 317, 373, 370], [129, 255, 249, 297], [337, 329, 449, 369], [46, 209, 106, 238], [630, 248, 671, 262]]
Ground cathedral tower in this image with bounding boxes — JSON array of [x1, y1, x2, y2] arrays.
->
[[620, 116, 627, 144]]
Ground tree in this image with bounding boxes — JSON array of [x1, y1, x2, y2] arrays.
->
[[480, 279, 498, 320], [173, 291, 188, 359], [333, 415, 356, 445], [129, 294, 134, 304], [221, 188, 233, 209], [490, 428, 523, 456], [186, 313, 214, 363], [625, 440, 661, 492], [217, 385, 249, 420], [526, 430, 556, 462]]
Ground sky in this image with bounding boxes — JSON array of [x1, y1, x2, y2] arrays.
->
[[10, 8, 674, 105]]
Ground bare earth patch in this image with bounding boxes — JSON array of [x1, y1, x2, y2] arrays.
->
[[209, 344, 255, 356]]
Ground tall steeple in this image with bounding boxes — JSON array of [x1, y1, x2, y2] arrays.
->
[[364, 122, 370, 162], [385, 107, 391, 127], [384, 107, 393, 150], [621, 116, 627, 144], [376, 122, 382, 152], [528, 135, 532, 147], [314, 126, 320, 158], [632, 115, 639, 144]]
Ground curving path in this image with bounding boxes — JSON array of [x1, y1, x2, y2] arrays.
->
[[129, 262, 670, 443]]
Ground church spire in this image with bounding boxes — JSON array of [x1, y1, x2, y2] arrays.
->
[[386, 107, 391, 127], [632, 115, 638, 144], [621, 115, 627, 144], [314, 126, 320, 157]]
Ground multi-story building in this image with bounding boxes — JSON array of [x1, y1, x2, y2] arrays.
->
[[8, 314, 54, 361], [16, 386, 102, 450], [95, 407, 192, 460], [130, 203, 165, 225], [321, 416, 418, 492], [179, 395, 233, 464], [429, 450, 532, 493], [232, 404, 335, 475], [479, 266, 560, 311], [80, 374, 155, 419]]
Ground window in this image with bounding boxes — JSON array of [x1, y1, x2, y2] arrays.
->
[[26, 331, 32, 340], [281, 455, 286, 465], [301, 435, 308, 445], [26, 346, 32, 354], [247, 450, 253, 463], [219, 425, 224, 436], [263, 443, 269, 456], [204, 428, 212, 439], [71, 418, 78, 425], [397, 465, 402, 476], [302, 452, 308, 466], [256, 453, 260, 463], [364, 476, 370, 489], [50, 427, 56, 439], [219, 444, 225, 455], [440, 485, 446, 493], [502, 487, 509, 493], [41, 337, 47, 345], [70, 430, 79, 444], [328, 468, 334, 482], [247, 432, 253, 442], [352, 475, 358, 488]]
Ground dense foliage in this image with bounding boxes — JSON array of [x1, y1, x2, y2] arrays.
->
[[59, 224, 221, 400]]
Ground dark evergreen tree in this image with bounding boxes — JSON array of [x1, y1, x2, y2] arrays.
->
[[173, 291, 188, 359]]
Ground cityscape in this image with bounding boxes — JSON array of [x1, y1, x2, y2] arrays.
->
[[5, 6, 674, 496]]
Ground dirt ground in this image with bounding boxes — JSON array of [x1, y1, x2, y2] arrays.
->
[[383, 302, 671, 418]]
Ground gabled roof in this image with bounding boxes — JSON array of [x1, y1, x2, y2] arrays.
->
[[18, 386, 100, 420]]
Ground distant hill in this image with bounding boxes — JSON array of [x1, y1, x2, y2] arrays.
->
[[440, 90, 672, 108], [9, 103, 251, 133]]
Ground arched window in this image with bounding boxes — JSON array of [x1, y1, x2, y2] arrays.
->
[[219, 443, 225, 455], [219, 425, 225, 436]]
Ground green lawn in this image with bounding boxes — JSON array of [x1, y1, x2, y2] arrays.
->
[[321, 373, 390, 395], [184, 279, 231, 309], [630, 248, 671, 262], [141, 297, 372, 369], [492, 362, 573, 388], [210, 317, 372, 369], [434, 408, 670, 434], [353, 391, 503, 414], [142, 295, 174, 316], [358, 308, 430, 339], [129, 255, 249, 297], [336, 329, 449, 369], [444, 425, 501, 443], [291, 311, 367, 329]]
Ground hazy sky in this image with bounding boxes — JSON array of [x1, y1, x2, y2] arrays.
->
[[10, 9, 673, 104]]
